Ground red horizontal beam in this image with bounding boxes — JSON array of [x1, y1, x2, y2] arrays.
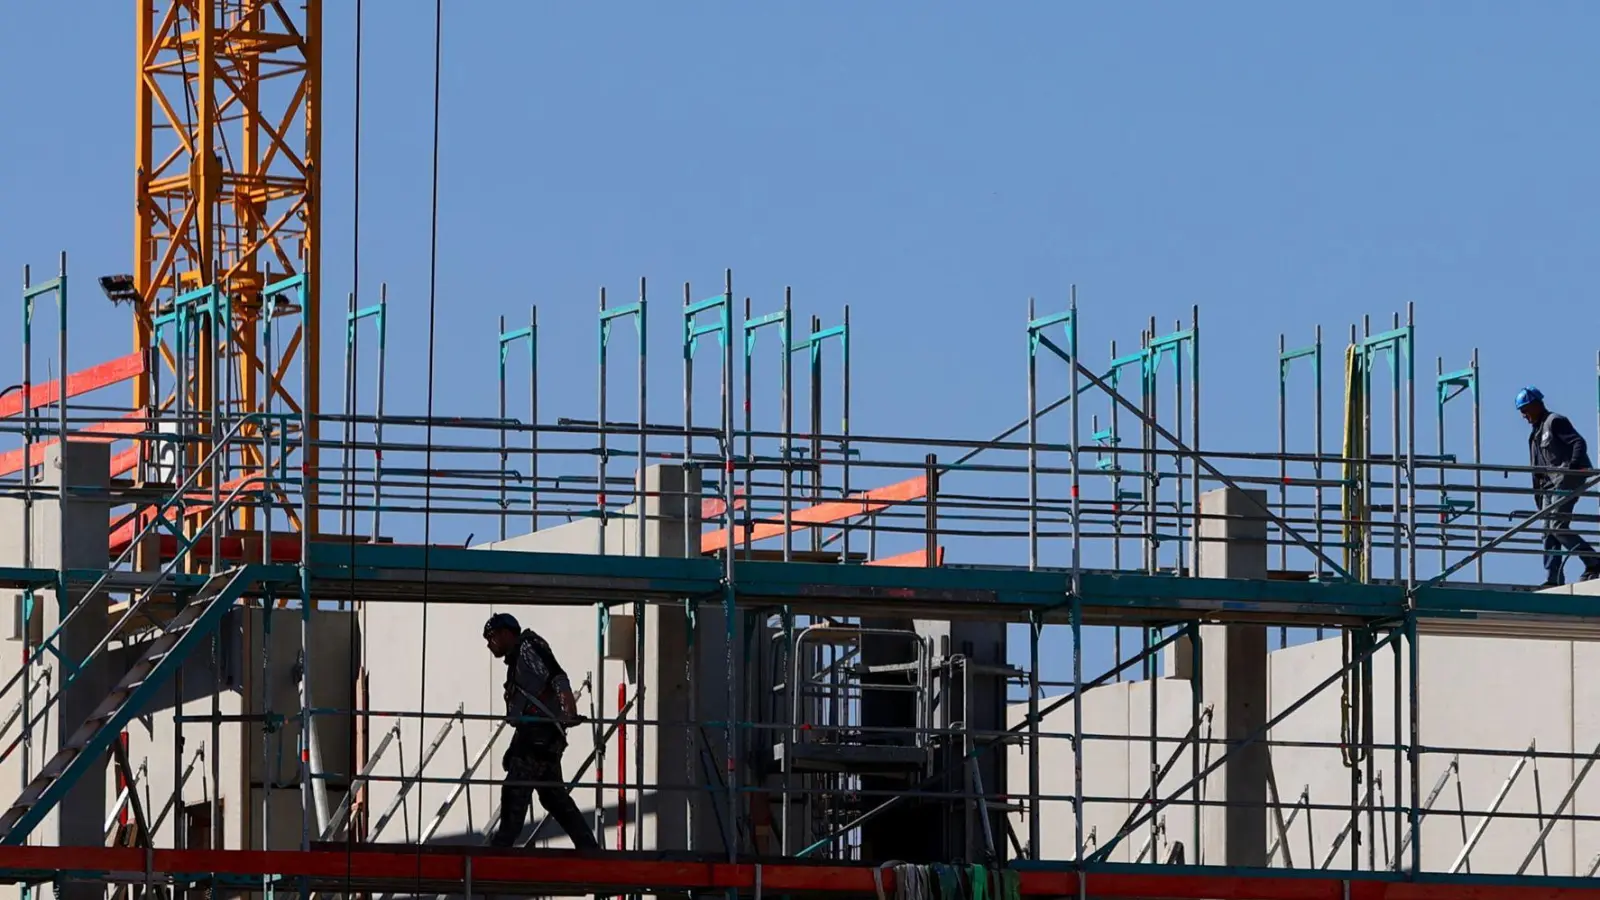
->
[[0, 416, 144, 477], [701, 476, 927, 554], [0, 846, 1592, 900], [0, 352, 144, 418], [107, 471, 262, 556], [700, 487, 746, 520], [116, 533, 305, 564], [866, 546, 945, 567], [109, 446, 139, 478]]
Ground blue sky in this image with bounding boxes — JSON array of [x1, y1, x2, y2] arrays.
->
[[2, 2, 1598, 689]]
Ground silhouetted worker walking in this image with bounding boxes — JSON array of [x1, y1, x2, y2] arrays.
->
[[1517, 387, 1600, 586], [483, 612, 599, 849]]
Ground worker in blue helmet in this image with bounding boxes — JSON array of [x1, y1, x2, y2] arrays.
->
[[482, 612, 598, 849], [1517, 388, 1600, 585]]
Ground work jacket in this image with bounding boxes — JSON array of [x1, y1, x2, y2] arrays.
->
[[502, 628, 573, 729], [1530, 411, 1593, 497]]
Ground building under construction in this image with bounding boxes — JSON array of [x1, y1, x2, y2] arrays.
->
[[4, 3, 1600, 900]]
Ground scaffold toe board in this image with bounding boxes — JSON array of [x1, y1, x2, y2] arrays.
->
[[4, 846, 1600, 900]]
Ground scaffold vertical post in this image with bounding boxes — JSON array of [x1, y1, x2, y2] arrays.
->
[[343, 291, 356, 539], [1405, 303, 1417, 588], [1279, 334, 1290, 576], [1435, 356, 1446, 576], [685, 278, 733, 853], [790, 313, 847, 557], [1072, 582, 1085, 866], [741, 292, 794, 559], [634, 277, 648, 852], [1471, 348, 1481, 583], [784, 288, 794, 562], [1071, 285, 1082, 591], [1190, 620, 1204, 858], [18, 264, 34, 810], [54, 254, 67, 582], [262, 290, 275, 853], [1279, 326, 1322, 637], [344, 287, 386, 543], [1027, 298, 1039, 571], [496, 307, 536, 535], [373, 284, 389, 543], [1027, 610, 1041, 859], [722, 268, 739, 863], [1025, 300, 1076, 572], [1142, 321, 1155, 576], [1392, 620, 1403, 871], [1436, 347, 1482, 582], [1407, 610, 1422, 874], [841, 304, 852, 561], [1192, 304, 1202, 576]]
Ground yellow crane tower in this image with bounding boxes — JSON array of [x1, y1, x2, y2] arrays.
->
[[131, 0, 322, 538]]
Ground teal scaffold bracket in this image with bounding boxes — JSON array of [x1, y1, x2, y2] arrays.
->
[[21, 278, 64, 303], [600, 300, 644, 353], [497, 315, 536, 404], [685, 292, 731, 357], [743, 309, 789, 358], [1027, 309, 1075, 364], [1434, 497, 1477, 524], [1362, 326, 1412, 353], [1280, 342, 1321, 381], [1437, 366, 1476, 405], [349, 298, 386, 345], [1146, 328, 1194, 378], [1360, 325, 1414, 381], [791, 323, 847, 362], [264, 272, 306, 304]]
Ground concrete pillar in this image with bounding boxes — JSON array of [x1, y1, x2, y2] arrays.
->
[[1191, 487, 1269, 868], [45, 442, 111, 854], [12, 442, 111, 864]]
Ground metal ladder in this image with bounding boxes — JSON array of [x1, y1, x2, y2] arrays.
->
[[0, 566, 256, 845]]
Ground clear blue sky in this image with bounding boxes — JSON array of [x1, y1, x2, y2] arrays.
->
[[2, 2, 1598, 689]]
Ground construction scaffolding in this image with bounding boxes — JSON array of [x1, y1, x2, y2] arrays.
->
[[4, 244, 1600, 900]]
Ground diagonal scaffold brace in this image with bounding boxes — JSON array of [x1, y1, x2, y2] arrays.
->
[[1066, 357, 1356, 583]]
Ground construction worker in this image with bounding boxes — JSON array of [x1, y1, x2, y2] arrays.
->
[[483, 612, 600, 850], [1517, 387, 1600, 586]]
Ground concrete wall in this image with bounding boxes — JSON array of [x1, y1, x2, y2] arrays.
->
[[1007, 631, 1600, 875], [361, 464, 735, 852], [1005, 676, 1201, 865]]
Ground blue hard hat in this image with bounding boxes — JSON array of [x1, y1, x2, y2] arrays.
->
[[1516, 386, 1544, 410], [484, 612, 519, 637]]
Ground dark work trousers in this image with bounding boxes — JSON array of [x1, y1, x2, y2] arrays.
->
[[1542, 494, 1600, 585], [491, 723, 599, 849]]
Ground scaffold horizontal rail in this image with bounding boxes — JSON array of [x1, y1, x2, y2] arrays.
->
[[291, 541, 1600, 633], [305, 541, 1412, 621]]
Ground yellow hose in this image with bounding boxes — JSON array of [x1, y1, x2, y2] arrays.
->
[[1340, 343, 1370, 768], [1341, 344, 1368, 583]]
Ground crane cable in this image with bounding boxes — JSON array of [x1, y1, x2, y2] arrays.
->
[[412, 0, 444, 890], [340, 2, 364, 896]]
